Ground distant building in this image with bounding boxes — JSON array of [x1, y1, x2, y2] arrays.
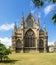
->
[[49, 45, 54, 52], [48, 41, 56, 52], [54, 41, 56, 52], [12, 12, 48, 53]]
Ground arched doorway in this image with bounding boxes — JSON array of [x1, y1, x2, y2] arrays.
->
[[24, 29, 35, 47], [39, 39, 44, 52], [16, 39, 22, 52]]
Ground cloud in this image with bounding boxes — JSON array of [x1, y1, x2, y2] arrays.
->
[[0, 23, 14, 31], [48, 41, 54, 45], [44, 4, 56, 15], [0, 37, 12, 48]]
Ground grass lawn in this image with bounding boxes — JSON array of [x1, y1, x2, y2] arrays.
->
[[0, 53, 56, 65]]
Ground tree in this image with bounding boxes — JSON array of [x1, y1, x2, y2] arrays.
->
[[32, 0, 56, 23], [0, 43, 11, 62]]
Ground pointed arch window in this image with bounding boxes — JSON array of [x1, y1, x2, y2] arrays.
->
[[24, 29, 35, 47], [39, 39, 44, 48], [16, 40, 22, 48]]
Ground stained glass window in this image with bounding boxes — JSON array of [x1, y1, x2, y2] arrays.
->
[[16, 40, 22, 48], [24, 29, 35, 47], [39, 39, 44, 48]]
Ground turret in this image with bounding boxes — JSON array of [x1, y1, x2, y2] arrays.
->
[[43, 23, 48, 52], [21, 12, 25, 27], [43, 23, 48, 37], [14, 22, 17, 32], [12, 22, 17, 52], [12, 22, 17, 37], [36, 15, 39, 29], [43, 23, 46, 32], [36, 15, 39, 26], [21, 12, 25, 37]]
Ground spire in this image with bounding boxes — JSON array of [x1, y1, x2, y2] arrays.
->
[[28, 12, 32, 16], [21, 12, 24, 25], [36, 15, 39, 25], [43, 23, 46, 32], [14, 22, 17, 32], [21, 12, 25, 29], [22, 12, 24, 19]]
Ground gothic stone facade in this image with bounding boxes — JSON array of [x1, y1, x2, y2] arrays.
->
[[12, 13, 48, 53]]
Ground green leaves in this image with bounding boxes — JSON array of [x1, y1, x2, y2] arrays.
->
[[0, 43, 11, 61], [32, 0, 56, 8], [32, 0, 44, 8], [32, 0, 56, 24], [52, 14, 56, 24], [50, 0, 56, 3]]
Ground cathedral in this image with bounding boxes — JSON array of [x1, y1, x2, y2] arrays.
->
[[12, 12, 48, 53]]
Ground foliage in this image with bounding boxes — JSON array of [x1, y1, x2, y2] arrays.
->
[[50, 0, 56, 3], [52, 14, 56, 24], [32, 0, 44, 8], [32, 0, 56, 7], [0, 43, 11, 62], [32, 0, 56, 23]]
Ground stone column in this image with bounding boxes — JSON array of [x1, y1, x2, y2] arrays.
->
[[20, 39, 24, 53], [44, 39, 47, 53], [35, 38, 38, 52], [12, 41, 16, 53], [37, 39, 39, 53]]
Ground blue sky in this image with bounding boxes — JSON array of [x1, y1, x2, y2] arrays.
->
[[0, 0, 56, 47]]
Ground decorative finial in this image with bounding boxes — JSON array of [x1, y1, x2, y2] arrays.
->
[[14, 22, 17, 32], [21, 12, 24, 25], [22, 12, 24, 18], [43, 23, 46, 31], [36, 14, 39, 26]]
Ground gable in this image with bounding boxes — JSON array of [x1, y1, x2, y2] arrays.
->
[[26, 12, 35, 22], [25, 12, 35, 28]]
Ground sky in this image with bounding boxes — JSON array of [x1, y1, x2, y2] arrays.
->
[[0, 0, 56, 48]]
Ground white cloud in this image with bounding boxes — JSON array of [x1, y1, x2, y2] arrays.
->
[[0, 23, 14, 31], [44, 4, 56, 15], [48, 41, 54, 45], [0, 37, 12, 48]]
